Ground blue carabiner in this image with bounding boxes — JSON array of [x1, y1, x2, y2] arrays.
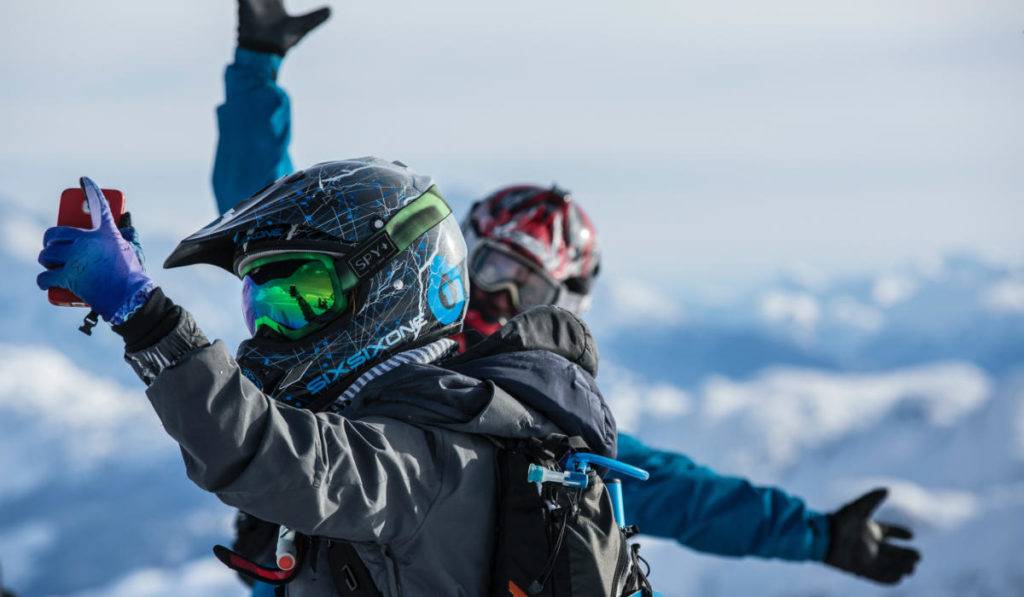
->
[[564, 452, 650, 481]]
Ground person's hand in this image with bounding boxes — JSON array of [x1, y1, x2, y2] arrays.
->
[[37, 177, 155, 324], [824, 488, 921, 584], [238, 0, 331, 56]]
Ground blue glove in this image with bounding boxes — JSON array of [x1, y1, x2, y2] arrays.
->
[[37, 177, 156, 324]]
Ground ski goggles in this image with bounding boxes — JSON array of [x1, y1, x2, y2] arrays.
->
[[237, 189, 455, 340], [240, 253, 352, 340], [469, 241, 590, 313]]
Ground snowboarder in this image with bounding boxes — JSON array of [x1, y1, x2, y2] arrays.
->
[[36, 164, 644, 595], [210, 0, 920, 589]]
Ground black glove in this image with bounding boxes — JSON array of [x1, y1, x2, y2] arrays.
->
[[238, 0, 331, 56], [825, 488, 921, 585], [231, 511, 281, 587]]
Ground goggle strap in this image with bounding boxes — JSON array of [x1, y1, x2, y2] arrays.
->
[[344, 188, 451, 280], [469, 241, 562, 304]]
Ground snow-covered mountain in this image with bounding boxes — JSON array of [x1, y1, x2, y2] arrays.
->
[[593, 254, 1024, 383], [593, 256, 1024, 597], [1, 196, 1021, 596]]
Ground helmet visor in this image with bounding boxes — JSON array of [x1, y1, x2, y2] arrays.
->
[[470, 242, 561, 310], [241, 253, 349, 340]]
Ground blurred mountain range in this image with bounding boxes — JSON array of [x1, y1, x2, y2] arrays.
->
[[1, 197, 1021, 596], [591, 250, 1024, 596]]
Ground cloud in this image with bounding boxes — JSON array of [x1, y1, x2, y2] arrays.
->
[[69, 558, 245, 597], [700, 362, 991, 471], [646, 385, 693, 418], [0, 343, 167, 499], [0, 521, 56, 589], [834, 478, 980, 531], [829, 295, 885, 332], [758, 290, 820, 333], [982, 278, 1024, 313], [872, 274, 918, 307], [0, 344, 144, 428], [602, 364, 693, 432], [605, 278, 685, 327], [1, 214, 45, 264], [1, 0, 1021, 285]]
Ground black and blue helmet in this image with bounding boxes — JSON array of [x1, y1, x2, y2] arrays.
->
[[165, 157, 469, 410]]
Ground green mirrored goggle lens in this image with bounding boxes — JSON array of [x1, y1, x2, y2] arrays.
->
[[241, 254, 349, 339], [236, 188, 454, 340]]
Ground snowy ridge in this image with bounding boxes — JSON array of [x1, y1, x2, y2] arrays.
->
[[608, 365, 1024, 596], [0, 344, 156, 501], [607, 361, 994, 474], [0, 341, 231, 595], [591, 254, 1023, 596]]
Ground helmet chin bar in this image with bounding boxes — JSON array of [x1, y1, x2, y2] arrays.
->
[[469, 284, 514, 324], [469, 278, 592, 327], [554, 288, 592, 316]]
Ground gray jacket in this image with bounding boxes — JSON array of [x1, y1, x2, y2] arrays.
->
[[126, 307, 615, 596]]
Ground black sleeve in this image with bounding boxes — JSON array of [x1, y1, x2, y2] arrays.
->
[[111, 287, 182, 352]]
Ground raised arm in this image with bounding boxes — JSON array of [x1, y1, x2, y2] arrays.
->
[[212, 49, 295, 214], [211, 0, 330, 214], [35, 177, 441, 540], [617, 432, 830, 561]]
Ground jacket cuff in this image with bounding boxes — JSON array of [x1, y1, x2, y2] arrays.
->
[[123, 309, 210, 386], [233, 47, 283, 80], [111, 287, 180, 352], [807, 512, 832, 561]]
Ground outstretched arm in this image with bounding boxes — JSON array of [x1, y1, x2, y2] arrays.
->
[[617, 434, 920, 584], [616, 433, 830, 561], [212, 0, 331, 214]]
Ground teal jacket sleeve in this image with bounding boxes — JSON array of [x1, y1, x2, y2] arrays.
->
[[212, 48, 296, 215], [616, 432, 831, 561]]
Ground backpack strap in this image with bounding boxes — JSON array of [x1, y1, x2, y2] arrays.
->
[[212, 535, 307, 586], [326, 540, 382, 597]]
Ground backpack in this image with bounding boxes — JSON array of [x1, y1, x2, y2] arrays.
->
[[492, 434, 655, 597]]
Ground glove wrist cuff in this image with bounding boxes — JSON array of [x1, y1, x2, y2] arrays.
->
[[112, 287, 178, 350], [109, 279, 157, 325], [236, 41, 286, 60]]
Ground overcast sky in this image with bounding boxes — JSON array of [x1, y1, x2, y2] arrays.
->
[[1, 0, 1021, 287]]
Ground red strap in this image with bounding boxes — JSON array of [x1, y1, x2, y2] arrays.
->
[[212, 544, 302, 585]]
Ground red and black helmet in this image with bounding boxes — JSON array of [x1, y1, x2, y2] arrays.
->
[[462, 184, 600, 335]]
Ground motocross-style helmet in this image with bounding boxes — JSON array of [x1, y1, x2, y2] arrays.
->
[[461, 184, 600, 336], [166, 158, 468, 410]]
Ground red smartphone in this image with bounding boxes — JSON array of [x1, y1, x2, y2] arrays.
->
[[47, 187, 126, 307]]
